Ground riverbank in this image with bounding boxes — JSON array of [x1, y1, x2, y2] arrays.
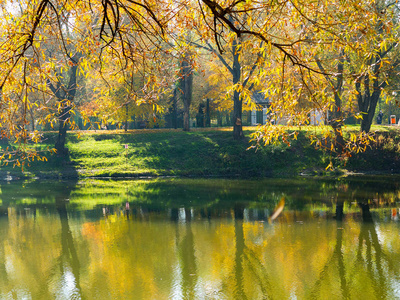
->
[[1, 126, 399, 179]]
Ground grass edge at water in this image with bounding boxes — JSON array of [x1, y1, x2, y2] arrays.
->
[[0, 126, 399, 179]]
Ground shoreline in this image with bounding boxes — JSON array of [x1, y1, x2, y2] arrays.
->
[[0, 127, 399, 181]]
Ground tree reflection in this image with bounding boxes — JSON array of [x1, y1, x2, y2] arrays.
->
[[56, 189, 82, 299], [0, 216, 10, 296], [335, 217, 349, 299], [0, 180, 81, 299], [309, 199, 400, 299], [232, 205, 275, 300], [233, 205, 247, 300], [0, 177, 399, 299], [334, 200, 344, 221], [356, 202, 391, 300], [178, 208, 198, 300]]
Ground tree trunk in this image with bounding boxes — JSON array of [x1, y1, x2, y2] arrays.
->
[[232, 37, 243, 140], [360, 93, 380, 133], [49, 59, 79, 156], [181, 55, 193, 132], [191, 22, 262, 140], [171, 87, 178, 129], [356, 42, 387, 134], [217, 111, 222, 127], [125, 103, 129, 132], [205, 98, 211, 127], [183, 100, 190, 131], [356, 73, 382, 133], [331, 50, 345, 153], [30, 109, 35, 131], [55, 107, 70, 156]]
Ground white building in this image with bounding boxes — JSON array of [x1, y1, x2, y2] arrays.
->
[[250, 92, 270, 125]]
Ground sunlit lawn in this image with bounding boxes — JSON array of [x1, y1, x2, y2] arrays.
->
[[0, 124, 398, 178]]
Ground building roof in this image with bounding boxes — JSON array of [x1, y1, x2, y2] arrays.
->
[[252, 91, 269, 105]]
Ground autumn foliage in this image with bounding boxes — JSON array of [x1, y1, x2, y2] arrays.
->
[[0, 0, 399, 166]]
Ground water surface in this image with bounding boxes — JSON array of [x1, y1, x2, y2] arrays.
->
[[0, 177, 399, 299]]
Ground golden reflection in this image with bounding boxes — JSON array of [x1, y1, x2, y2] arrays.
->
[[269, 197, 285, 223], [0, 178, 400, 299], [0, 206, 400, 299]]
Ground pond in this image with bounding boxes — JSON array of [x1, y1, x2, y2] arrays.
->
[[0, 176, 399, 299]]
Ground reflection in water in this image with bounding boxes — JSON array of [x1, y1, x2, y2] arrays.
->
[[233, 206, 246, 300], [335, 200, 344, 221], [357, 202, 390, 300], [335, 214, 349, 300], [178, 209, 197, 300], [0, 177, 399, 299], [56, 194, 82, 299], [311, 203, 349, 300], [0, 214, 9, 297]]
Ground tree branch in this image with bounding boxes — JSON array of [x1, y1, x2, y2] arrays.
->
[[243, 41, 264, 88], [191, 40, 234, 74]]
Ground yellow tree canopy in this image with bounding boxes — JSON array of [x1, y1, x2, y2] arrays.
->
[[0, 0, 399, 165]]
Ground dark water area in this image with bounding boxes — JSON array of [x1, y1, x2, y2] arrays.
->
[[0, 176, 399, 299]]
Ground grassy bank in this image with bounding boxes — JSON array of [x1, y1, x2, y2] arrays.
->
[[0, 126, 399, 179]]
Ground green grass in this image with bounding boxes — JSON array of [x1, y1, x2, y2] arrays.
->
[[0, 125, 399, 179]]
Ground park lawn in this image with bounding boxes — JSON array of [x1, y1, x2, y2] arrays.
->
[[0, 125, 399, 179], [64, 128, 322, 177]]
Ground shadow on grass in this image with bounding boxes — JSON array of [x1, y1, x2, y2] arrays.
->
[[1, 128, 336, 179], [0, 134, 79, 180], [62, 129, 330, 178]]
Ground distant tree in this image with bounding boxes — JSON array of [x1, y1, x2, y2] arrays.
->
[[180, 53, 194, 132]]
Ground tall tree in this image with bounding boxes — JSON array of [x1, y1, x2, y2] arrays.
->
[[180, 54, 194, 131], [47, 53, 81, 155], [192, 32, 264, 139], [348, 0, 400, 133], [247, 0, 400, 156]]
